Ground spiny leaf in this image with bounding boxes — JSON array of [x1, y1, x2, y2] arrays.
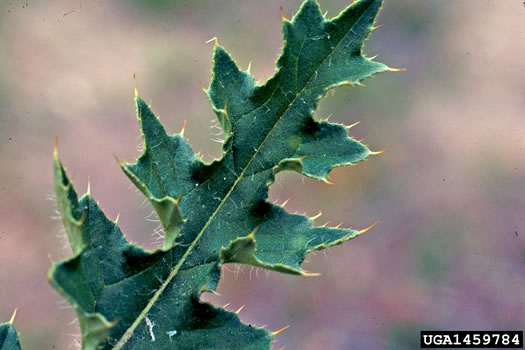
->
[[0, 310, 22, 350], [49, 0, 393, 349]]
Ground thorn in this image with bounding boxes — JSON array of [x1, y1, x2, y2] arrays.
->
[[247, 226, 259, 239], [346, 121, 361, 130], [133, 73, 138, 97], [369, 149, 387, 155], [272, 325, 289, 336], [322, 178, 335, 185], [388, 67, 406, 72], [113, 154, 124, 166], [281, 199, 289, 207], [198, 80, 208, 95], [323, 10, 328, 17], [9, 308, 17, 325], [359, 221, 379, 235], [371, 24, 383, 31], [235, 305, 245, 314], [223, 303, 231, 309], [280, 7, 286, 22], [181, 120, 187, 136], [342, 80, 354, 86], [47, 254, 55, 264], [302, 271, 321, 277], [324, 113, 333, 121], [310, 211, 322, 220], [53, 136, 59, 157], [206, 37, 218, 45], [115, 213, 120, 224], [368, 54, 378, 60], [86, 176, 91, 195], [210, 290, 221, 297], [246, 61, 252, 73], [335, 222, 344, 228], [355, 82, 365, 87]]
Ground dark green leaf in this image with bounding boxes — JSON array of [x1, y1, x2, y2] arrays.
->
[[50, 0, 393, 349]]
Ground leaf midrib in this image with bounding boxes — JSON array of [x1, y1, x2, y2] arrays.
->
[[113, 4, 373, 348]]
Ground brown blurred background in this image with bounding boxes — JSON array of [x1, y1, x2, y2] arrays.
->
[[0, 0, 524, 349]]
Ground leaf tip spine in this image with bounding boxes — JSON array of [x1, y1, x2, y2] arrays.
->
[[388, 67, 406, 72], [359, 221, 379, 235], [53, 136, 59, 158], [198, 80, 208, 96], [86, 176, 91, 195], [113, 153, 124, 167], [181, 120, 187, 136], [235, 305, 245, 314], [205, 36, 219, 46], [369, 149, 387, 155], [302, 269, 322, 277], [346, 121, 361, 130], [115, 213, 120, 224], [322, 178, 335, 185], [272, 325, 290, 336], [310, 211, 322, 221], [9, 308, 17, 325], [133, 73, 138, 98], [280, 6, 287, 22], [248, 226, 259, 239]]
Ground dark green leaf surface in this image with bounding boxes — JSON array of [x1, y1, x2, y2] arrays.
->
[[50, 0, 393, 349], [0, 313, 22, 350]]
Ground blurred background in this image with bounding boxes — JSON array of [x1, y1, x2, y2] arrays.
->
[[0, 0, 524, 349]]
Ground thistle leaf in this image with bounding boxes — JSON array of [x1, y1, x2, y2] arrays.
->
[[49, 0, 392, 349]]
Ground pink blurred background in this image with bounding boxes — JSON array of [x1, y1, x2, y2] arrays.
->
[[0, 0, 524, 349]]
